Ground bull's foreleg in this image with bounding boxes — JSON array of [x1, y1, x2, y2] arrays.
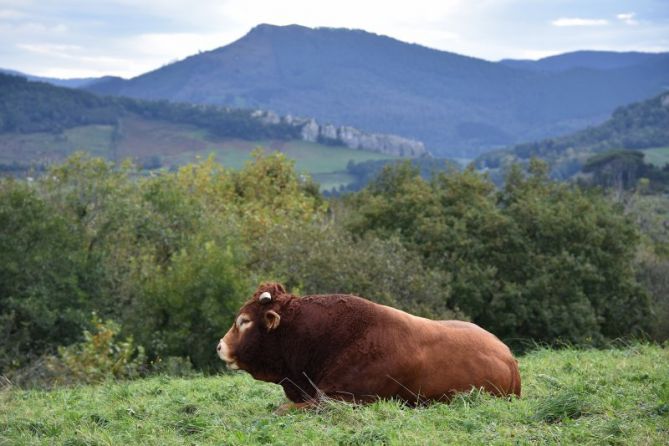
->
[[274, 400, 318, 415], [274, 392, 380, 414]]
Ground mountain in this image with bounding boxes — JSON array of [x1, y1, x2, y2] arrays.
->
[[85, 24, 669, 157], [0, 68, 104, 88], [474, 91, 669, 180], [499, 51, 663, 72]]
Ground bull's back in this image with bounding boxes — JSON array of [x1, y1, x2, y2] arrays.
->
[[364, 309, 520, 399]]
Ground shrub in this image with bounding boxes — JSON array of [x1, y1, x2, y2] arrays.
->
[[0, 179, 91, 372], [125, 236, 249, 372], [347, 161, 652, 345], [45, 316, 146, 386], [7, 316, 145, 388], [249, 223, 457, 320]]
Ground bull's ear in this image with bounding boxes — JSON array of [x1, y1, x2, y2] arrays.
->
[[264, 310, 281, 331]]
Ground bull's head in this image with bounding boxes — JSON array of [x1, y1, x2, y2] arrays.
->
[[217, 282, 288, 377]]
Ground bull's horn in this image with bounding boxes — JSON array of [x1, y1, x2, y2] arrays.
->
[[259, 291, 272, 303]]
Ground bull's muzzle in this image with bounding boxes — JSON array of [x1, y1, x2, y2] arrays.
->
[[217, 339, 239, 370]]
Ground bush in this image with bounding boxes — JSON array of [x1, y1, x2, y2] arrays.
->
[[126, 237, 248, 371], [346, 161, 652, 345], [249, 223, 457, 319], [45, 316, 146, 386], [7, 316, 145, 388], [0, 179, 91, 371]]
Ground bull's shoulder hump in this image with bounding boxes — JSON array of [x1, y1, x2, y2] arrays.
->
[[439, 320, 482, 329], [300, 293, 375, 306]]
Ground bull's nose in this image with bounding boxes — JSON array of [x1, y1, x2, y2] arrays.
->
[[217, 342, 222, 352]]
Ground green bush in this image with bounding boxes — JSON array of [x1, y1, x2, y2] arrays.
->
[[126, 236, 248, 371], [249, 223, 457, 319], [45, 316, 146, 386], [6, 316, 146, 388], [347, 161, 652, 345], [0, 179, 91, 371]]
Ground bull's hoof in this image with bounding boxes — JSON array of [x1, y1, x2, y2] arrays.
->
[[274, 401, 314, 415]]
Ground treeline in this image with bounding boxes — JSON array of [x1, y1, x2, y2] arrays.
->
[[581, 150, 669, 192], [0, 74, 120, 133], [476, 92, 669, 176], [0, 73, 300, 140], [324, 157, 459, 195], [1, 154, 667, 383]]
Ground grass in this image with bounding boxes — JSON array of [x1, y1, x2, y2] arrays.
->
[[312, 172, 357, 191], [194, 139, 394, 174], [0, 117, 395, 190], [642, 147, 669, 168], [1, 345, 667, 445], [0, 125, 114, 164]]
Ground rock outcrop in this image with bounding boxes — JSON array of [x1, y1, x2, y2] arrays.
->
[[252, 110, 428, 157]]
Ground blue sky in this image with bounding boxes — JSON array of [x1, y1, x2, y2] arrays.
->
[[1, 0, 668, 78]]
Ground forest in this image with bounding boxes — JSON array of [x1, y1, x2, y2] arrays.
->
[[475, 91, 669, 182], [0, 74, 300, 142], [1, 152, 667, 385]]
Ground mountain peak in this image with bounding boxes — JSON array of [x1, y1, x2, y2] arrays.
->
[[246, 23, 310, 37]]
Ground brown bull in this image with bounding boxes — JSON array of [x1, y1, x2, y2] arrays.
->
[[217, 283, 521, 412]]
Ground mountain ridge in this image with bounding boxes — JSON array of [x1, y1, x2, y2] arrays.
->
[[474, 91, 669, 180], [499, 50, 665, 72], [82, 24, 669, 157]]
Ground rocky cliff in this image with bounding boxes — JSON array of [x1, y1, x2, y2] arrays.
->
[[252, 110, 428, 157]]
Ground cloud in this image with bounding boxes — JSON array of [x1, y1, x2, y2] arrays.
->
[[0, 9, 24, 19], [132, 31, 242, 59], [617, 12, 639, 25], [17, 43, 83, 56], [551, 17, 609, 27]]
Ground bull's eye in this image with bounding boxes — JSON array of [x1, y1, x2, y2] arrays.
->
[[236, 315, 251, 328]]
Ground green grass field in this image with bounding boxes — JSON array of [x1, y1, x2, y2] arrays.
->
[[193, 139, 394, 174], [642, 147, 669, 168], [0, 117, 395, 190], [1, 345, 667, 445]]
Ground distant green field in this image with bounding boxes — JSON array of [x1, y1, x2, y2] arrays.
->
[[642, 147, 669, 168], [202, 140, 394, 173], [312, 172, 357, 191], [0, 125, 114, 164], [1, 345, 667, 445], [0, 117, 397, 189]]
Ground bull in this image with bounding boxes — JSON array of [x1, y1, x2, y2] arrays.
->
[[217, 283, 521, 412]]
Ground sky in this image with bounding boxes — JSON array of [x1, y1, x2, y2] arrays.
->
[[1, 0, 668, 79]]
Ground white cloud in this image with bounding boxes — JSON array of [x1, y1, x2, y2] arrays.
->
[[617, 12, 639, 26], [516, 49, 559, 60], [0, 9, 24, 19], [17, 43, 83, 55], [551, 17, 609, 27], [132, 31, 242, 59]]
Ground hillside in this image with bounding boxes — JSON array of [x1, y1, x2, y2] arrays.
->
[[0, 68, 103, 88], [499, 50, 663, 72], [85, 24, 669, 157], [475, 91, 669, 179], [0, 74, 419, 188], [1, 345, 667, 444]]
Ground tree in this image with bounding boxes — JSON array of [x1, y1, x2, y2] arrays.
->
[[0, 180, 91, 371], [347, 161, 652, 345]]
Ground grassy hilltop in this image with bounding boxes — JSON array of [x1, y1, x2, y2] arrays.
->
[[1, 345, 667, 445]]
